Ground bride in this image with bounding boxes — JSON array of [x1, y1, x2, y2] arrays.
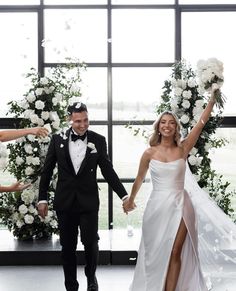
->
[[123, 85, 236, 291]]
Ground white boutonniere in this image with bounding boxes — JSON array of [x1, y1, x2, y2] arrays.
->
[[87, 142, 97, 153]]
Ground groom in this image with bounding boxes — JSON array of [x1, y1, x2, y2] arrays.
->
[[37, 102, 129, 291]]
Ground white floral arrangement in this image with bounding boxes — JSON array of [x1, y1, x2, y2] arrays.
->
[[0, 60, 86, 240], [156, 59, 234, 218], [0, 142, 8, 170], [196, 58, 225, 108]]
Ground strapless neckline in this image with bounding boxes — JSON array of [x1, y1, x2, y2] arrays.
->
[[150, 158, 185, 164]]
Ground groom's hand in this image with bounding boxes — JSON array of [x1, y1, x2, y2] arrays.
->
[[37, 203, 48, 219]]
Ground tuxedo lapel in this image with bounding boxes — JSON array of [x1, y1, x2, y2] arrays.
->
[[64, 128, 76, 175], [77, 130, 93, 175]]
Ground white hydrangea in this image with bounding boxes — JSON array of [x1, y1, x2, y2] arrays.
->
[[21, 189, 35, 204]]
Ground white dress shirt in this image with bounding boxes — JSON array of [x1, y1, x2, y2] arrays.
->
[[38, 130, 87, 205], [69, 131, 87, 174]]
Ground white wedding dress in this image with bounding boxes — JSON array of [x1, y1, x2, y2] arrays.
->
[[129, 159, 236, 291]]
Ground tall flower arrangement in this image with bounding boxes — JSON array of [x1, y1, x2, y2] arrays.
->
[[156, 60, 234, 217], [0, 61, 86, 240]]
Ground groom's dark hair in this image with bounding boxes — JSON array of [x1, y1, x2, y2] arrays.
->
[[67, 102, 88, 115]]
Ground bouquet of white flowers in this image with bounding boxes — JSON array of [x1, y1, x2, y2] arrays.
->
[[196, 58, 225, 108]]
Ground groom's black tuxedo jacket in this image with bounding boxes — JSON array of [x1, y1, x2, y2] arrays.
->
[[38, 129, 128, 212]]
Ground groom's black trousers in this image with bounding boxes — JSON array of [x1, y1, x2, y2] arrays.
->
[[56, 210, 99, 291]]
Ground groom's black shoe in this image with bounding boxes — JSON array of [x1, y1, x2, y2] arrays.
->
[[87, 276, 98, 291]]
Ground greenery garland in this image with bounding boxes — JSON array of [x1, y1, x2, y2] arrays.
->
[[0, 60, 86, 240]]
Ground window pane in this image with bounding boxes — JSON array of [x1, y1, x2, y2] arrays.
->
[[113, 182, 151, 230], [182, 12, 236, 115], [113, 125, 152, 178], [209, 128, 236, 211], [112, 9, 174, 63], [98, 183, 108, 229], [80, 68, 107, 121], [180, 0, 236, 3], [112, 0, 174, 3], [45, 0, 106, 3], [44, 9, 107, 63], [0, 13, 38, 117], [0, 0, 39, 4], [112, 67, 171, 120]]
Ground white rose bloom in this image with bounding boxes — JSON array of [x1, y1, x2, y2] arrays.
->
[[190, 147, 198, 155], [180, 114, 189, 124], [52, 97, 59, 106], [16, 220, 25, 228], [35, 100, 45, 110], [37, 118, 44, 126], [49, 111, 59, 121], [52, 120, 60, 129], [30, 114, 39, 124], [40, 77, 49, 85], [177, 79, 187, 89], [170, 98, 179, 110], [24, 214, 34, 224], [182, 100, 190, 109], [19, 204, 28, 214], [25, 166, 34, 175], [50, 220, 58, 228], [24, 144, 33, 154], [187, 78, 196, 88], [26, 156, 34, 165], [11, 212, 20, 222], [26, 92, 36, 103], [35, 88, 44, 95], [20, 99, 30, 109], [195, 99, 204, 108], [32, 157, 40, 165], [182, 90, 192, 100], [44, 87, 51, 94], [196, 156, 203, 166], [55, 92, 63, 100], [27, 134, 35, 142], [188, 155, 197, 165], [174, 87, 183, 97], [28, 205, 37, 214], [41, 111, 50, 120], [49, 86, 55, 93], [23, 109, 34, 119]]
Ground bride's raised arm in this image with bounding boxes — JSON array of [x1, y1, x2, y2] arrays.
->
[[182, 84, 218, 157]]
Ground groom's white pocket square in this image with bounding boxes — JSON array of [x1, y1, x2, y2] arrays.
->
[[91, 149, 97, 153]]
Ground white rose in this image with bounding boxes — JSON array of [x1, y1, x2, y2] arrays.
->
[[182, 100, 190, 109], [24, 144, 33, 154], [190, 147, 198, 155], [35, 100, 45, 110], [18, 204, 28, 214], [182, 90, 192, 100], [24, 214, 34, 224], [30, 114, 39, 124], [35, 88, 43, 95], [187, 78, 196, 88], [32, 157, 40, 165], [16, 220, 24, 228], [25, 166, 34, 175], [26, 92, 36, 103], [174, 87, 183, 97], [180, 114, 189, 124], [41, 111, 50, 120], [188, 155, 197, 166], [40, 77, 49, 85], [20, 99, 30, 109]]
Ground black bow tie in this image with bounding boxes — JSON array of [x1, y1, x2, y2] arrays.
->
[[71, 132, 87, 142]]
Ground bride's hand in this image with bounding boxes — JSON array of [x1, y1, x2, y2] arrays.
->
[[210, 83, 220, 103], [123, 197, 136, 214]]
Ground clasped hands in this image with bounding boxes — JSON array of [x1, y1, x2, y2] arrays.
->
[[122, 197, 136, 214]]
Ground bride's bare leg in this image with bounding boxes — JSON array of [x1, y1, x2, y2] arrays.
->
[[165, 219, 187, 291]]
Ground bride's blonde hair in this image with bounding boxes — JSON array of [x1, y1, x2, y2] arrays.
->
[[149, 111, 182, 146]]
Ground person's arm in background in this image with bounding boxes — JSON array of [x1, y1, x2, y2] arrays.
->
[[0, 127, 48, 142]]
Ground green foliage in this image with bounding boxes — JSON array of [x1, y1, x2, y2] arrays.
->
[[0, 60, 86, 240]]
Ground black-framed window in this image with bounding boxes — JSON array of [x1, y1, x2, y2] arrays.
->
[[1, 1, 236, 231]]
